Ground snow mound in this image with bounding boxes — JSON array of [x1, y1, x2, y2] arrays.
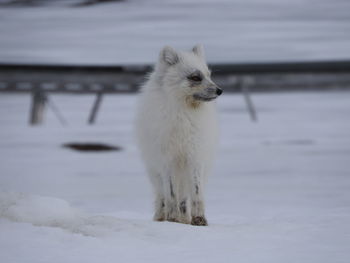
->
[[0, 192, 139, 236], [0, 192, 82, 225]]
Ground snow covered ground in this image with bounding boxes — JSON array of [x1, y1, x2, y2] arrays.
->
[[0, 91, 350, 263], [1, 0, 350, 64]]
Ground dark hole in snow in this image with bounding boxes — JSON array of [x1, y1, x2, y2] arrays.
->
[[0, 0, 124, 7], [74, 0, 125, 7], [63, 143, 122, 152]]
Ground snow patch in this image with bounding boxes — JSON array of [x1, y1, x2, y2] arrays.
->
[[0, 192, 81, 224], [0, 191, 136, 236]]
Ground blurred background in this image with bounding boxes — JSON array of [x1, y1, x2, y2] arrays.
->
[[0, 1, 350, 263], [1, 0, 350, 63]]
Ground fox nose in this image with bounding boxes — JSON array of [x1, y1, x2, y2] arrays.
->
[[216, 88, 223, 96]]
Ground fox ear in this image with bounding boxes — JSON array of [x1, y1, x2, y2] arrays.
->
[[160, 46, 179, 65], [192, 44, 205, 59]]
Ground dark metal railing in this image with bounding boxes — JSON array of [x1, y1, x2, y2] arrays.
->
[[1, 61, 350, 125]]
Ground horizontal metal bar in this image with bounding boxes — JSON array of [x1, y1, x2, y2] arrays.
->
[[1, 60, 350, 74], [1, 61, 350, 93]]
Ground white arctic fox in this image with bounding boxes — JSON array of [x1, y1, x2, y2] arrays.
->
[[135, 45, 222, 226]]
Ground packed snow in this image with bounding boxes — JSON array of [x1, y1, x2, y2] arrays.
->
[[0, 91, 350, 263], [1, 0, 350, 64]]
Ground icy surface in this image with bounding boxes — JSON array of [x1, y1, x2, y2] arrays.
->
[[1, 0, 350, 64], [0, 91, 350, 262]]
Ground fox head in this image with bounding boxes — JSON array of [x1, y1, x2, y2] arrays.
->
[[154, 45, 222, 106]]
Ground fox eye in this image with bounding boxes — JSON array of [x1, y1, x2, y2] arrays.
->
[[188, 75, 202, 82]]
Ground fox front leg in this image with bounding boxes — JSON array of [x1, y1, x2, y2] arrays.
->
[[190, 174, 208, 226]]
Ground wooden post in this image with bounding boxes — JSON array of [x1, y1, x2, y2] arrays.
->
[[88, 92, 103, 124], [29, 90, 46, 125], [240, 76, 258, 122]]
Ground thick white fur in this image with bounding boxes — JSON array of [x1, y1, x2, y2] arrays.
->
[[135, 45, 219, 226]]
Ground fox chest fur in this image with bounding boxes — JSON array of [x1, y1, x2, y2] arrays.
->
[[137, 89, 217, 172]]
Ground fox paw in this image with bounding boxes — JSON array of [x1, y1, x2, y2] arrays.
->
[[191, 216, 208, 226], [153, 211, 165, 221], [154, 216, 165, 221]]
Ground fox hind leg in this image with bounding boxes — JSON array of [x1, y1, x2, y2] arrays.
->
[[149, 170, 166, 221]]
